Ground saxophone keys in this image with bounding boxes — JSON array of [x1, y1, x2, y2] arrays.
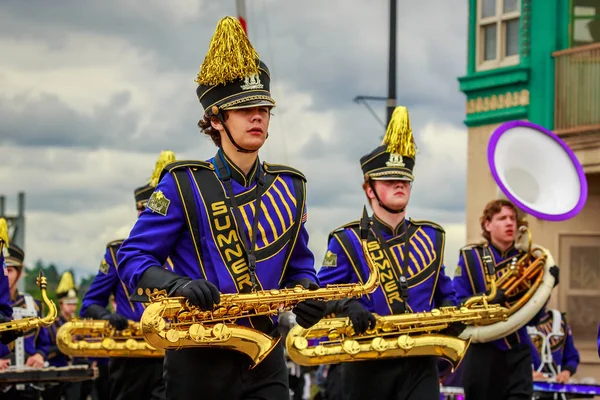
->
[[314, 345, 328, 356], [371, 337, 388, 352], [228, 305, 241, 316], [342, 339, 361, 355], [189, 324, 206, 342], [125, 338, 139, 351], [213, 307, 228, 318], [211, 323, 231, 340], [166, 329, 180, 343], [397, 335, 416, 350], [102, 338, 116, 350], [293, 337, 308, 350]]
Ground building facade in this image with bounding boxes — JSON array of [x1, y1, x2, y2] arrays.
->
[[459, 0, 600, 381]]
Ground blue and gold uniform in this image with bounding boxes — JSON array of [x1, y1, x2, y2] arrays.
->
[[317, 106, 456, 400], [117, 16, 324, 400], [451, 198, 558, 400], [529, 309, 580, 377], [319, 216, 455, 314], [0, 244, 51, 400], [80, 160, 169, 400], [454, 241, 532, 350], [0, 218, 13, 322]]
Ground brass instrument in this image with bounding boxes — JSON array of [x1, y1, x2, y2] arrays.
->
[[57, 319, 164, 358], [0, 272, 57, 334], [285, 222, 510, 369], [286, 303, 509, 370], [140, 207, 380, 367]]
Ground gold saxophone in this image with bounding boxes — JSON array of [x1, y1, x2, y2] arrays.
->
[[140, 208, 380, 367], [57, 319, 165, 358], [0, 272, 58, 334], [285, 222, 511, 370]]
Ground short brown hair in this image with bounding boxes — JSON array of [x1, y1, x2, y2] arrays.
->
[[480, 199, 526, 242], [197, 111, 229, 147]]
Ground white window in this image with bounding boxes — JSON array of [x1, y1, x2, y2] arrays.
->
[[477, 0, 521, 70]]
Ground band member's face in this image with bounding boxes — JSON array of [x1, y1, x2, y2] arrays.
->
[[213, 107, 271, 152], [369, 180, 412, 211], [485, 206, 517, 245], [59, 302, 77, 319], [6, 266, 20, 290]]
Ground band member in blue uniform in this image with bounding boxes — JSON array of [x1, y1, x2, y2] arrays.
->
[[528, 307, 580, 388], [43, 272, 93, 400], [118, 16, 326, 400], [0, 218, 20, 345], [453, 199, 559, 400], [318, 106, 458, 400], [0, 244, 51, 400], [80, 162, 170, 400]]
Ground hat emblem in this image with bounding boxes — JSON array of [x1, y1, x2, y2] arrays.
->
[[386, 153, 405, 168], [240, 73, 263, 90]]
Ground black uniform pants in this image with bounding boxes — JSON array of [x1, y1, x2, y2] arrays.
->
[[109, 357, 165, 400], [463, 343, 532, 400], [341, 356, 440, 400], [164, 341, 288, 400]]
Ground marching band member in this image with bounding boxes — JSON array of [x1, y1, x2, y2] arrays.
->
[[453, 199, 559, 400], [43, 272, 92, 400], [118, 16, 326, 400], [0, 218, 20, 346], [79, 171, 169, 400], [317, 106, 459, 400], [528, 307, 580, 387], [0, 244, 51, 400]]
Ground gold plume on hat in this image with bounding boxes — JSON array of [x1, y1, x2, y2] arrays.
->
[[0, 218, 9, 249], [149, 150, 177, 188], [56, 271, 76, 295], [381, 106, 417, 158], [195, 16, 260, 86]]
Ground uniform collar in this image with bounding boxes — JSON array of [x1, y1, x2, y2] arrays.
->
[[489, 241, 518, 259], [218, 150, 259, 187], [372, 214, 407, 237]]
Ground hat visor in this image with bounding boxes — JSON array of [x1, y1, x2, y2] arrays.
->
[[221, 97, 276, 111], [371, 175, 413, 182], [5, 259, 23, 269], [59, 298, 79, 305]]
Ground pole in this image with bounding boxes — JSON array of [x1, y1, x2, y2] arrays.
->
[[386, 0, 397, 125], [236, 0, 248, 35]]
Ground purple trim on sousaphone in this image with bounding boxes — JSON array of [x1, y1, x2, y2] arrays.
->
[[487, 120, 588, 221]]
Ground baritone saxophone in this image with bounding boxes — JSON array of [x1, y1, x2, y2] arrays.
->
[[57, 319, 165, 358], [140, 207, 380, 367]]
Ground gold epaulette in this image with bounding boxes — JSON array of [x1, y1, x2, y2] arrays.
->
[[409, 218, 445, 233], [460, 240, 487, 251], [159, 160, 215, 181], [328, 220, 360, 238], [263, 162, 306, 181], [106, 239, 125, 250]]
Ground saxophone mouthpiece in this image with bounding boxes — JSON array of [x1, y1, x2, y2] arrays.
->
[[360, 206, 370, 240], [36, 270, 48, 289]]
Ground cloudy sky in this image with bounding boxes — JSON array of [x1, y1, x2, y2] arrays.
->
[[0, 0, 469, 283]]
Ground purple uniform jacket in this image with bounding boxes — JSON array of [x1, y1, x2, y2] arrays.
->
[[117, 152, 318, 327], [318, 215, 456, 316], [453, 242, 533, 351], [0, 252, 11, 318], [80, 240, 156, 322]]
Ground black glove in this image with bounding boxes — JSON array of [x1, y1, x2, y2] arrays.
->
[[549, 265, 559, 287], [0, 313, 22, 345], [287, 279, 327, 329], [173, 279, 221, 311], [340, 299, 377, 335], [102, 313, 129, 331], [440, 322, 466, 337]]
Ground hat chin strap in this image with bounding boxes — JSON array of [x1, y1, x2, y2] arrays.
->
[[369, 180, 405, 214], [216, 113, 265, 154]]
